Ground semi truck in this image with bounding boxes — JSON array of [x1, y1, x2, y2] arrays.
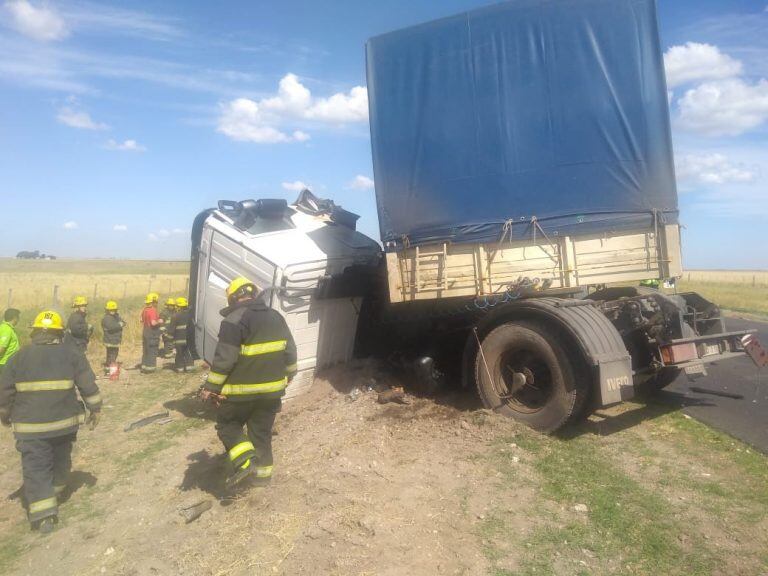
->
[[190, 0, 762, 432]]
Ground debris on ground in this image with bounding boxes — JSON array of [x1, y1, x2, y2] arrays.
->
[[180, 500, 212, 524], [377, 387, 409, 405], [124, 411, 171, 432]]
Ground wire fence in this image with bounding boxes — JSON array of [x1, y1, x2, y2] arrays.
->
[[2, 274, 190, 310]]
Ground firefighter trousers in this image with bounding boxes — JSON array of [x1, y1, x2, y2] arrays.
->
[[16, 434, 75, 524], [215, 399, 280, 478], [174, 345, 192, 371], [141, 328, 159, 371], [105, 346, 119, 366]]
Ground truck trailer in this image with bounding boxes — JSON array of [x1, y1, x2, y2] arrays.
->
[[191, 0, 762, 432]]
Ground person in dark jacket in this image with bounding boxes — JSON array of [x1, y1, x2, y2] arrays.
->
[[101, 300, 125, 374], [65, 296, 92, 353], [0, 310, 102, 534], [159, 298, 177, 358], [200, 277, 297, 488], [169, 297, 193, 372]]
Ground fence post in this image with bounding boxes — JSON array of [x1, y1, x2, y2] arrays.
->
[[753, 275, 756, 287], [93, 283, 98, 301], [52, 285, 59, 307], [687, 272, 691, 282], [6, 288, 11, 308], [185, 277, 190, 296]]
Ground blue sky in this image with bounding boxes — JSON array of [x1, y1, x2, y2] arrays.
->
[[0, 0, 766, 268]]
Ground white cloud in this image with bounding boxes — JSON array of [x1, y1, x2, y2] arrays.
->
[[676, 153, 757, 185], [148, 227, 186, 242], [218, 98, 310, 143], [306, 85, 369, 123], [56, 106, 108, 130], [677, 78, 768, 136], [664, 42, 742, 88], [217, 73, 367, 144], [60, 2, 182, 41], [63, 220, 78, 230], [113, 224, 128, 231], [347, 175, 374, 190], [105, 138, 146, 152], [281, 180, 310, 192], [3, 0, 68, 42]]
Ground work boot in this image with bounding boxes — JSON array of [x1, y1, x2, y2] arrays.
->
[[37, 517, 57, 534], [226, 460, 254, 488]]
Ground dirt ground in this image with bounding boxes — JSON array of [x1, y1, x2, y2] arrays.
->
[[1, 356, 767, 576]]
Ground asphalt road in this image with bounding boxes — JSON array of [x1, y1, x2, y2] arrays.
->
[[660, 316, 768, 453]]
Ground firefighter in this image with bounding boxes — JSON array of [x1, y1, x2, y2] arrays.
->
[[65, 296, 92, 353], [140, 293, 163, 373], [0, 308, 21, 376], [170, 297, 193, 373], [0, 310, 102, 534], [101, 300, 125, 375], [200, 277, 297, 488], [159, 298, 177, 358]]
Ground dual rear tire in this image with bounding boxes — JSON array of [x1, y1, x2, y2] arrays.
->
[[474, 321, 588, 433]]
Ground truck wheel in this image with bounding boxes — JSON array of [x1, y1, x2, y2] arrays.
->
[[636, 367, 681, 394], [474, 322, 587, 433]]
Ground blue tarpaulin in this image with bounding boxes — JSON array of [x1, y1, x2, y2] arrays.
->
[[366, 0, 678, 251]]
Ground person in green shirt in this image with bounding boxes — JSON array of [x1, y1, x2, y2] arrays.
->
[[0, 308, 21, 374]]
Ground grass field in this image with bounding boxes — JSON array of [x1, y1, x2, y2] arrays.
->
[[676, 271, 768, 317], [0, 258, 190, 351]]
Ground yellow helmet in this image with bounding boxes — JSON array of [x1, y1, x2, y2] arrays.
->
[[166, 298, 176, 306], [226, 277, 257, 300], [72, 296, 88, 307], [32, 310, 64, 331], [145, 292, 160, 304], [105, 300, 118, 311], [175, 297, 188, 308]]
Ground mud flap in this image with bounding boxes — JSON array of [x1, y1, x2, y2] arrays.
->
[[597, 354, 634, 405]]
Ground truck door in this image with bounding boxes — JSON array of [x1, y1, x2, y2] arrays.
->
[[196, 225, 277, 364]]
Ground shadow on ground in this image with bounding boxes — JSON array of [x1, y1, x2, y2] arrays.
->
[[164, 394, 218, 422], [560, 392, 716, 439], [7, 470, 98, 509], [179, 450, 233, 502]]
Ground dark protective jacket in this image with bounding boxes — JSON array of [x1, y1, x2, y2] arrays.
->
[[0, 333, 102, 439], [203, 298, 297, 402], [101, 313, 124, 347], [169, 309, 191, 346], [66, 310, 90, 349]]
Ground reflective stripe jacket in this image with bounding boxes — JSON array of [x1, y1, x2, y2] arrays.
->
[[0, 335, 102, 439], [203, 298, 297, 402], [169, 309, 190, 346]]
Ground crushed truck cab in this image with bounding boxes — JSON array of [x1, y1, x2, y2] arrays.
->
[[189, 191, 381, 400]]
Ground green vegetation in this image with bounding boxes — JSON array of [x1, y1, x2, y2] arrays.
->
[[479, 406, 768, 576], [676, 280, 768, 317]]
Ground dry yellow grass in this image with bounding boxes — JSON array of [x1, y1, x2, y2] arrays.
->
[[682, 269, 768, 286], [0, 258, 189, 310], [0, 258, 190, 352]]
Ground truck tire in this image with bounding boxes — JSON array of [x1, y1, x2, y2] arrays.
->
[[474, 321, 587, 433]]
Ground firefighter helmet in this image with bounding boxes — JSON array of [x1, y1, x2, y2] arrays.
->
[[175, 297, 188, 308], [105, 300, 118, 311], [72, 296, 88, 307], [166, 298, 176, 306], [226, 277, 257, 301], [32, 310, 64, 331]]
